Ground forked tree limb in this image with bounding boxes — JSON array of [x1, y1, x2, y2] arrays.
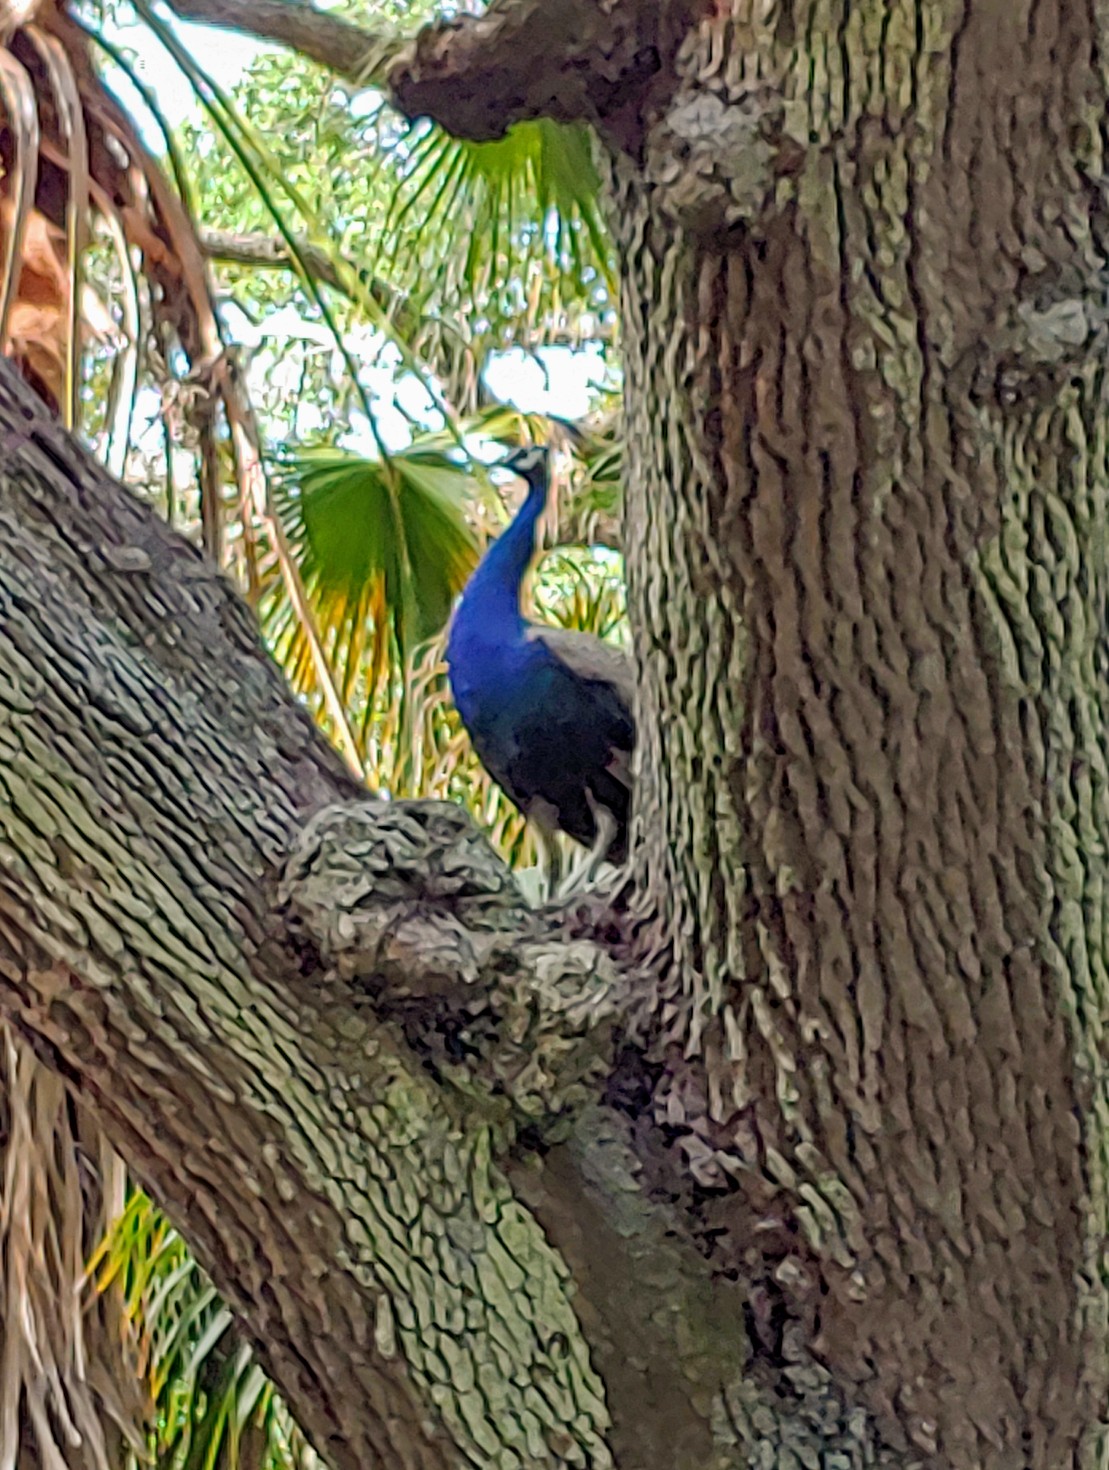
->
[[0, 360, 753, 1470], [161, 0, 787, 235], [159, 0, 709, 155]]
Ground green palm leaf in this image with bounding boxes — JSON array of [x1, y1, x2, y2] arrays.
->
[[277, 443, 477, 642], [380, 117, 615, 393], [94, 1191, 318, 1470], [395, 119, 608, 274], [266, 438, 478, 737]]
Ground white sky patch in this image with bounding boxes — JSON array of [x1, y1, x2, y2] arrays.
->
[[94, 5, 272, 143], [484, 346, 609, 420]]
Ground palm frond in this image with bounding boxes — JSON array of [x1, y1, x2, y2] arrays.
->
[[94, 1191, 320, 1470], [129, 0, 484, 463], [389, 117, 610, 286], [378, 116, 615, 398], [0, 45, 40, 351], [270, 438, 477, 678], [23, 23, 88, 427], [0, 1026, 147, 1470]]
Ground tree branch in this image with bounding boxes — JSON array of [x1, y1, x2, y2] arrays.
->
[[162, 0, 709, 154], [162, 0, 396, 84], [201, 225, 352, 291], [278, 800, 627, 1130], [0, 362, 619, 1470], [200, 225, 420, 328], [388, 0, 713, 151]]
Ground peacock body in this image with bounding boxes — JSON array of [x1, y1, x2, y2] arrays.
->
[[446, 447, 634, 866]]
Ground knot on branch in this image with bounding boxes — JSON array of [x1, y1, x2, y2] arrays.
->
[[969, 273, 1109, 413], [278, 800, 628, 1132], [280, 799, 522, 984]]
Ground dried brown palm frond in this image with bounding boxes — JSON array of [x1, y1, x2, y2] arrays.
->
[[0, 0, 274, 582], [0, 200, 113, 413], [0, 1024, 148, 1470]]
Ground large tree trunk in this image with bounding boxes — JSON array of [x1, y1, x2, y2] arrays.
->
[[1, 1, 1108, 1468], [394, 0, 1109, 1461], [602, 7, 1109, 1465]]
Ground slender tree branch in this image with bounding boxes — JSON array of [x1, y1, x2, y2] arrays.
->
[[161, 0, 396, 84], [200, 227, 617, 360], [202, 224, 349, 288], [200, 225, 417, 323]]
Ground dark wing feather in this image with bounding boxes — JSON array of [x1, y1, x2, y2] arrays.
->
[[454, 625, 635, 862], [527, 626, 636, 711], [524, 625, 635, 862], [528, 624, 635, 793]]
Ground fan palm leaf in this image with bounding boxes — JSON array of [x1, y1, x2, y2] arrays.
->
[[376, 115, 615, 406], [267, 438, 477, 726]]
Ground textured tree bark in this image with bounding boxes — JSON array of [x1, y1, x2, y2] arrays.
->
[[162, 0, 389, 83], [392, 0, 1109, 1466]]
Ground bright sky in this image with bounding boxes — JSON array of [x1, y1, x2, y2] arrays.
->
[[97, 5, 607, 436], [98, 7, 273, 129]]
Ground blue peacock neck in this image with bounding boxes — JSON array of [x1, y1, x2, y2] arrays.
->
[[449, 472, 547, 655]]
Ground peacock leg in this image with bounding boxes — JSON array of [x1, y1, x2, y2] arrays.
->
[[537, 827, 564, 902], [556, 806, 617, 898]]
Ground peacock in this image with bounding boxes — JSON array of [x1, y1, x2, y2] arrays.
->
[[446, 446, 634, 891]]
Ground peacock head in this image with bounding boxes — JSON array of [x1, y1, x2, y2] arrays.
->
[[502, 444, 549, 494]]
